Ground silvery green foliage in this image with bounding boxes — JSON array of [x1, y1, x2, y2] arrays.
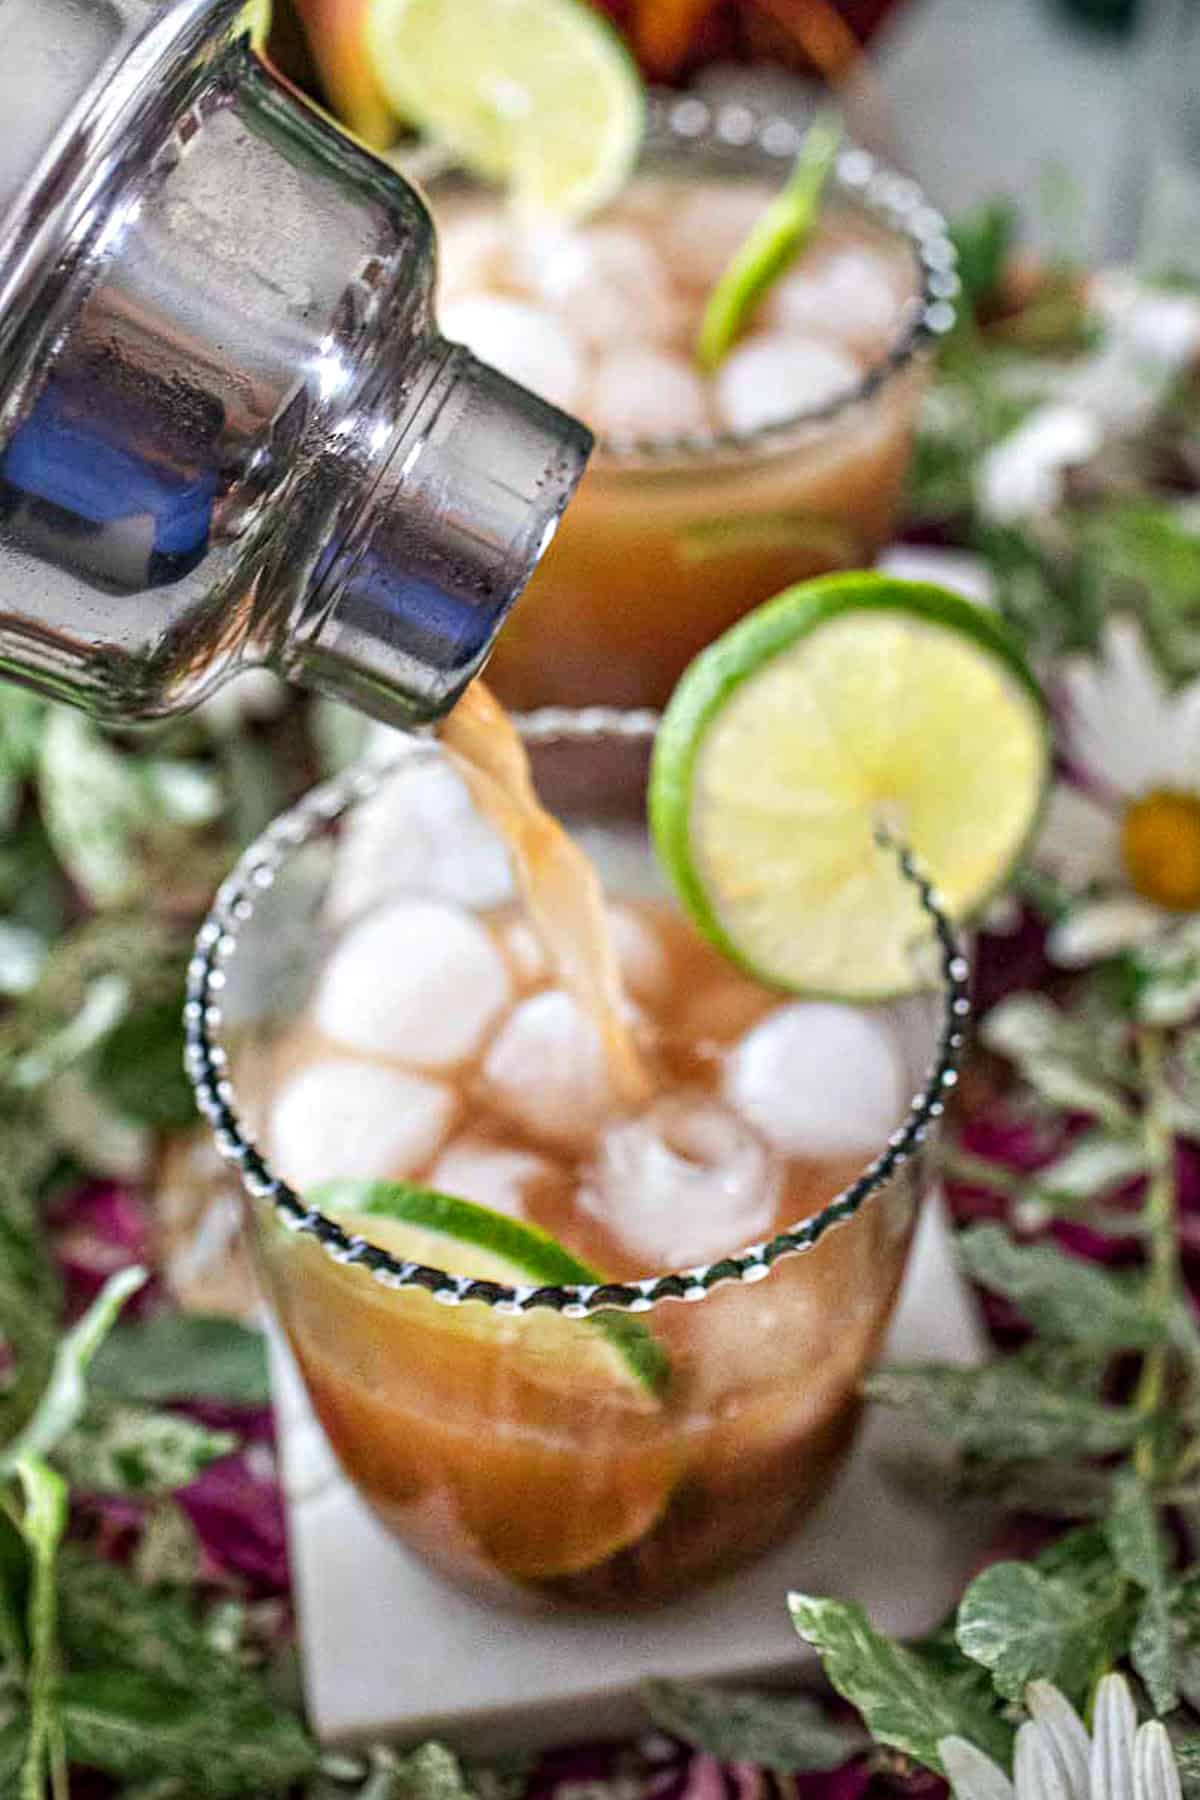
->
[[640, 1680, 868, 1770], [50, 1401, 235, 1497]]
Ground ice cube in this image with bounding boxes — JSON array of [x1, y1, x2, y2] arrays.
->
[[439, 295, 585, 412], [584, 1093, 779, 1268], [724, 1002, 905, 1158], [328, 758, 513, 924], [607, 903, 671, 1002], [765, 246, 904, 354], [586, 347, 710, 441], [515, 224, 680, 349], [662, 183, 775, 289], [481, 989, 612, 1149], [270, 1059, 455, 1190], [430, 1137, 556, 1218], [714, 333, 861, 436], [316, 897, 511, 1070], [436, 213, 512, 302]]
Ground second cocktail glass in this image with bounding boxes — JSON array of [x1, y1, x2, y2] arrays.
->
[[426, 95, 958, 709]]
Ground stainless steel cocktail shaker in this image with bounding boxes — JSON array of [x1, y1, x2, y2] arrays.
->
[[0, 0, 592, 726]]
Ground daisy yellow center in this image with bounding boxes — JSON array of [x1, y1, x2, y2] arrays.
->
[[1121, 788, 1200, 911]]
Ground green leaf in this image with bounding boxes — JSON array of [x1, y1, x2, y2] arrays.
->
[[958, 1225, 1165, 1349], [0, 925, 48, 999], [392, 1744, 480, 1800], [1017, 1056, 1133, 1128], [0, 1717, 28, 1793], [1172, 1733, 1200, 1800], [60, 1668, 317, 1797], [639, 1679, 868, 1771], [0, 691, 44, 778], [948, 200, 1018, 312], [15, 1455, 68, 1800], [131, 1502, 202, 1588], [51, 1400, 235, 1496], [0, 818, 69, 949], [0, 1265, 147, 1475], [37, 715, 221, 912], [0, 690, 45, 843], [6, 974, 129, 1093], [864, 1362, 1141, 1460], [92, 991, 195, 1129], [955, 1543, 1132, 1705], [1107, 1471, 1178, 1714], [41, 1067, 149, 1182], [881, 1445, 1115, 1519], [1133, 923, 1200, 1028], [38, 713, 147, 910], [0, 1104, 62, 1440], [57, 1549, 238, 1693], [1035, 1133, 1149, 1200], [0, 1509, 28, 1673], [92, 1315, 269, 1408], [788, 1594, 1012, 1775], [982, 995, 1134, 1127]]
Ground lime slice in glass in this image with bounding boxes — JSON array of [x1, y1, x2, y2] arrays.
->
[[649, 573, 1049, 1000], [363, 0, 643, 218], [302, 1181, 674, 1578], [313, 1179, 668, 1403], [696, 113, 843, 373]]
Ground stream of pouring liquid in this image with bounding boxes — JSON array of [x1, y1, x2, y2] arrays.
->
[[440, 683, 652, 1108]]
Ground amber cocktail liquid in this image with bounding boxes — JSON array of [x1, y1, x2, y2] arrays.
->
[[187, 686, 957, 1610], [426, 98, 955, 709]]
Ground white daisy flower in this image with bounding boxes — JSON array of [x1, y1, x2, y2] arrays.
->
[[941, 1675, 1182, 1800], [1036, 616, 1200, 984]]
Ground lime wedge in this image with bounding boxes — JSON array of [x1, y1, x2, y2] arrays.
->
[[363, 0, 643, 219], [649, 573, 1049, 1000], [312, 1179, 669, 1404], [696, 113, 843, 374]]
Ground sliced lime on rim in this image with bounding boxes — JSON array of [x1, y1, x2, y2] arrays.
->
[[363, 0, 644, 219], [650, 573, 1050, 1001], [312, 1179, 669, 1404]]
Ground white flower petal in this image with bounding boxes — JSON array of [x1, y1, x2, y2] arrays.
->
[[1091, 1673, 1137, 1800], [1133, 1723, 1183, 1800], [1061, 619, 1177, 798], [1035, 783, 1122, 891], [1162, 672, 1200, 793], [978, 405, 1102, 524], [1015, 1719, 1073, 1800], [1025, 1682, 1090, 1800], [941, 1738, 1017, 1800], [1048, 896, 1165, 967]]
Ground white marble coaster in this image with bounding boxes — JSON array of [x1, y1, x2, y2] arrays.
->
[[272, 1193, 987, 1754]]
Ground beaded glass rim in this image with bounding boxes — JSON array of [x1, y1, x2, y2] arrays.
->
[[419, 91, 959, 467], [185, 708, 970, 1318]]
